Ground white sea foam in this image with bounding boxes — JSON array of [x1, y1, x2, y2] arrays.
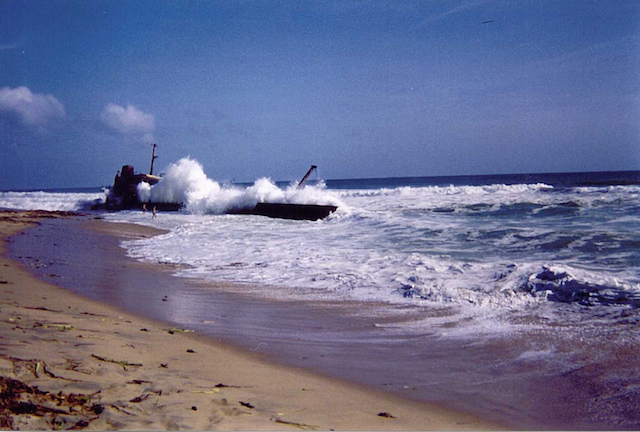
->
[[101, 170, 640, 339], [7, 163, 639, 337], [336, 182, 553, 200], [0, 190, 104, 211]]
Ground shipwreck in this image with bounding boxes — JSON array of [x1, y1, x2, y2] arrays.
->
[[104, 145, 337, 221]]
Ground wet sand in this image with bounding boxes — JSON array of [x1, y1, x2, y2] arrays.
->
[[0, 210, 500, 430]]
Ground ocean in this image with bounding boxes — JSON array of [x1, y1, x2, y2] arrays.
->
[[3, 162, 640, 428]]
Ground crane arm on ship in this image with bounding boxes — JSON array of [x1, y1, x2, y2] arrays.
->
[[149, 143, 158, 175], [297, 165, 317, 189]]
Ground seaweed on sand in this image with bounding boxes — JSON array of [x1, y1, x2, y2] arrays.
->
[[0, 376, 102, 430]]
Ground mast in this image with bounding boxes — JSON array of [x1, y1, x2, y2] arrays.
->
[[149, 143, 158, 175], [297, 165, 317, 189]]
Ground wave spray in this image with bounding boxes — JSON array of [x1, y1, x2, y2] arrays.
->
[[137, 158, 344, 214]]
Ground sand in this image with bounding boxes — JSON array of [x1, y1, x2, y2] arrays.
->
[[0, 210, 503, 430]]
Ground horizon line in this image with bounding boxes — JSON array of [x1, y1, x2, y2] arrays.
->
[[2, 168, 639, 193]]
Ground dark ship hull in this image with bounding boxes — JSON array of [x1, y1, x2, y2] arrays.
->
[[229, 202, 338, 221]]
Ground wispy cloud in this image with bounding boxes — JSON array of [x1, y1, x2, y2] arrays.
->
[[0, 42, 19, 51], [328, 0, 415, 13], [420, 0, 494, 25], [0, 86, 65, 127], [536, 36, 634, 71], [101, 103, 155, 143], [504, 35, 639, 91]]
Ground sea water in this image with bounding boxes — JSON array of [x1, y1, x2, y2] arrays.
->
[[3, 161, 640, 428], [2, 161, 640, 337]]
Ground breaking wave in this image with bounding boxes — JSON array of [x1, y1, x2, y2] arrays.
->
[[138, 158, 344, 214], [524, 266, 640, 307], [336, 183, 554, 199], [396, 262, 640, 309]]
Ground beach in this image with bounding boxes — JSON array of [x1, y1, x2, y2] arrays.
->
[[3, 0, 638, 428], [0, 210, 500, 430]]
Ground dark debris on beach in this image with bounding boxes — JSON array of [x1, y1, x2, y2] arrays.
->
[[0, 375, 102, 430]]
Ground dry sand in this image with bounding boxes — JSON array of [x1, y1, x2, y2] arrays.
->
[[0, 210, 503, 430]]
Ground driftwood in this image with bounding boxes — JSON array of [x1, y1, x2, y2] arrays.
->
[[273, 418, 318, 430], [90, 354, 142, 371]]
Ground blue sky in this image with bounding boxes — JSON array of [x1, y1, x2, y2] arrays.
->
[[1, 0, 639, 189]]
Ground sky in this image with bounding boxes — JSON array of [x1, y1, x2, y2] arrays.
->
[[1, 0, 639, 190]]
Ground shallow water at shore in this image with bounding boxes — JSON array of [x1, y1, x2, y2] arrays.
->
[[3, 212, 484, 431], [8, 216, 640, 430]]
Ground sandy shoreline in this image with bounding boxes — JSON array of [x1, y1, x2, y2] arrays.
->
[[0, 210, 502, 430]]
